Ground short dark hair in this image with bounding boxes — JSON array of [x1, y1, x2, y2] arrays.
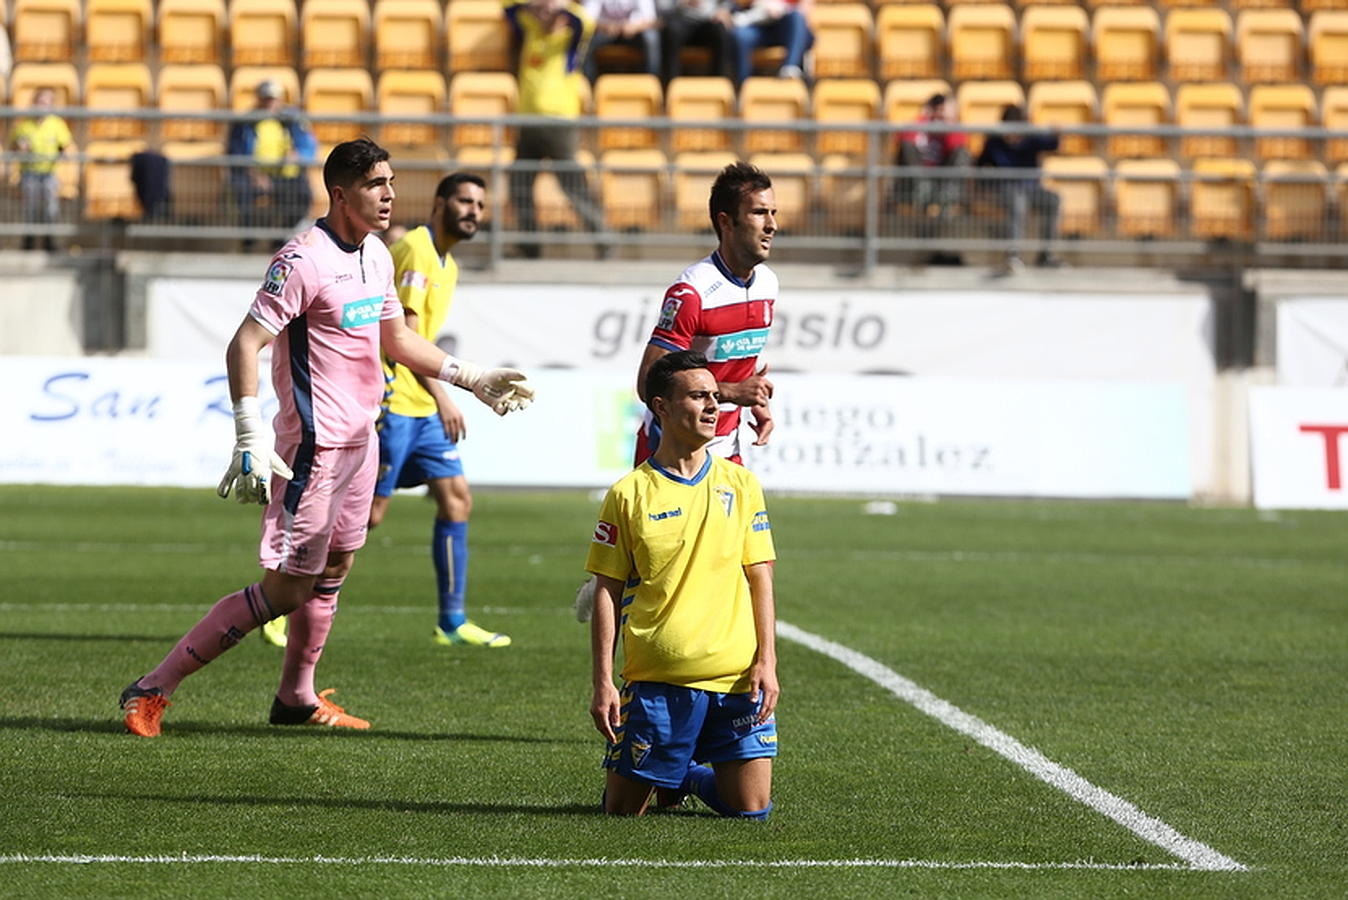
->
[[645, 350, 711, 416], [924, 92, 947, 109], [435, 172, 486, 199], [709, 161, 772, 238], [323, 137, 390, 191], [1000, 104, 1026, 123]]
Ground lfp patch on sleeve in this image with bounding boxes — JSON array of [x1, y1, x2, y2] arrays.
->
[[399, 269, 428, 290], [657, 295, 683, 331], [261, 259, 293, 295]]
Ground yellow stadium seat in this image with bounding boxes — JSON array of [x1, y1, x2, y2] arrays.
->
[[1092, 6, 1160, 82], [1262, 160, 1328, 241], [387, 146, 453, 224], [1324, 87, 1348, 167], [740, 77, 810, 154], [532, 148, 597, 231], [1236, 9, 1304, 83], [818, 153, 869, 234], [1175, 83, 1243, 159], [1155, 0, 1220, 6], [667, 77, 735, 153], [884, 79, 953, 125], [84, 63, 152, 141], [447, 0, 512, 73], [1309, 12, 1348, 86], [748, 152, 814, 232], [302, 0, 370, 70], [600, 149, 668, 231], [159, 64, 227, 143], [158, 0, 226, 65], [377, 70, 446, 148], [1021, 5, 1088, 81], [1306, 0, 1348, 11], [956, 80, 1025, 157], [1190, 157, 1255, 240], [374, 0, 443, 71], [13, 0, 80, 63], [876, 5, 944, 81], [1230, 0, 1288, 9], [1165, 9, 1231, 83], [448, 71, 518, 150], [162, 140, 225, 224], [86, 0, 151, 63], [673, 150, 737, 232], [1027, 80, 1098, 156], [1248, 84, 1317, 163], [595, 74, 663, 152], [229, 0, 297, 67], [949, 4, 1016, 81], [1114, 158, 1180, 238], [810, 3, 874, 79], [83, 139, 145, 220], [813, 78, 881, 158], [1101, 82, 1171, 159], [1041, 155, 1108, 237], [1081, 0, 1146, 6], [303, 69, 375, 146], [10, 61, 80, 107]]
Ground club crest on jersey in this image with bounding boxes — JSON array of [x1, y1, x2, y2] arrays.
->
[[716, 487, 735, 517], [657, 295, 682, 330], [261, 259, 293, 295], [594, 521, 617, 546]]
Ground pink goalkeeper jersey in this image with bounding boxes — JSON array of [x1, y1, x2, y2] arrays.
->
[[248, 220, 403, 448]]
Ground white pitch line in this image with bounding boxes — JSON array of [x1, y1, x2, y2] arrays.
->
[[776, 621, 1247, 873]]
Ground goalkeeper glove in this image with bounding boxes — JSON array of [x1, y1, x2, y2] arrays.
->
[[440, 358, 535, 416], [216, 396, 294, 505]]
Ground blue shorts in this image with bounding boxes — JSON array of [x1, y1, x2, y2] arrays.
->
[[374, 411, 464, 497], [603, 681, 778, 789]]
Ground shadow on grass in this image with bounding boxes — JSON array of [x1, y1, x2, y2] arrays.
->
[[0, 717, 587, 745], [80, 789, 604, 817]]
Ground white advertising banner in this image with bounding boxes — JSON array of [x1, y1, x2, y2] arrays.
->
[[0, 357, 1191, 499], [1275, 298, 1348, 387], [1248, 386, 1348, 509]]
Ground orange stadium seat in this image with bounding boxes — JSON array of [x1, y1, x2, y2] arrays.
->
[[818, 152, 869, 233], [1230, 0, 1287, 10], [83, 139, 145, 220], [673, 150, 736, 231], [447, 0, 512, 73], [303, 69, 375, 145], [1190, 157, 1255, 240], [1114, 158, 1180, 238], [374, 0, 443, 71], [1101, 82, 1171, 159], [748, 152, 814, 232], [600, 149, 668, 231], [533, 149, 597, 231], [595, 74, 663, 151], [740, 77, 810, 154], [1155, 0, 1220, 6], [813, 78, 881, 158], [86, 0, 151, 63], [956, 80, 1025, 157], [1309, 12, 1348, 86], [1081, 0, 1146, 7], [377, 70, 447, 148], [1262, 160, 1329, 241], [1165, 9, 1232, 83], [1236, 9, 1304, 83], [1324, 87, 1348, 167], [1092, 6, 1160, 82], [949, 4, 1016, 81], [10, 61, 80, 107], [1021, 5, 1088, 81], [1175, 82, 1244, 159], [448, 72, 518, 150], [230, 66, 301, 111], [158, 0, 226, 65], [1041, 155, 1108, 237], [159, 64, 229, 142], [884, 79, 953, 125], [667, 77, 735, 153], [1248, 84, 1318, 163], [84, 63, 153, 141], [229, 0, 297, 67], [302, 0, 371, 70], [1027, 80, 1098, 156], [876, 4, 944, 80], [1305, 0, 1348, 11], [810, 3, 874, 79], [12, 0, 80, 63], [162, 140, 226, 224]]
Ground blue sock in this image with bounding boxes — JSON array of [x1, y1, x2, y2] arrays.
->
[[433, 519, 469, 632], [682, 763, 773, 820]]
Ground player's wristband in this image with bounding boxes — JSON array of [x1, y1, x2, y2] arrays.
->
[[233, 396, 263, 434]]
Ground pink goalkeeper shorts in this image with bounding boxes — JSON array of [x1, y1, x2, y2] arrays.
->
[[259, 439, 377, 576]]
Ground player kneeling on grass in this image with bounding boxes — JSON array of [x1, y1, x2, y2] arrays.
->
[[117, 138, 534, 739], [587, 350, 778, 818]]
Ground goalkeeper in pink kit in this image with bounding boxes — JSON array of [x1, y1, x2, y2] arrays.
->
[[118, 139, 534, 738]]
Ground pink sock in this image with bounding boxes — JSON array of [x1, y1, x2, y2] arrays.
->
[[140, 583, 274, 697], [275, 579, 341, 707]]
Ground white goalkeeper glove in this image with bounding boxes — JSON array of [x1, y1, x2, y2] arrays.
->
[[440, 358, 535, 416], [216, 396, 294, 505]]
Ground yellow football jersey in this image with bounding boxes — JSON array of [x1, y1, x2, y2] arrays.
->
[[586, 455, 776, 692], [383, 224, 458, 418]]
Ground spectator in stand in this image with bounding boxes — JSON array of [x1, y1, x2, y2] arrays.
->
[[728, 0, 814, 86], [659, 0, 734, 83], [977, 104, 1062, 274], [227, 80, 318, 246], [893, 92, 969, 266], [584, 0, 662, 82], [9, 87, 72, 251]]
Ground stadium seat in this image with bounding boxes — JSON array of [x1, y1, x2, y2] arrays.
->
[[230, 66, 301, 111], [1021, 5, 1088, 81], [1190, 157, 1255, 240], [1092, 6, 1160, 82], [159, 65, 228, 142], [229, 0, 297, 67], [809, 3, 874, 79], [1261, 160, 1329, 242], [387, 145, 453, 223], [748, 152, 814, 232], [1114, 158, 1180, 238], [884, 79, 953, 126], [82, 139, 145, 220], [594, 74, 663, 152], [1027, 80, 1098, 156], [374, 0, 443, 71], [948, 4, 1016, 81], [1154, 0, 1220, 7], [1236, 9, 1304, 83], [377, 70, 447, 148], [158, 0, 226, 65], [673, 150, 737, 232], [10, 61, 80, 108], [956, 80, 1025, 157], [447, 0, 512, 73], [84, 63, 153, 141], [1248, 84, 1318, 163], [162, 140, 225, 224], [1164, 9, 1232, 83], [876, 4, 944, 80], [1230, 0, 1288, 10], [1041, 155, 1108, 237], [302, 0, 370, 70], [86, 0, 151, 63], [1081, 0, 1146, 7], [740, 77, 810, 154], [599, 149, 668, 231], [1101, 82, 1171, 159], [813, 78, 881, 158], [1175, 83, 1244, 159], [303, 69, 375, 146], [12, 0, 80, 63], [818, 153, 869, 234], [1309, 12, 1348, 86], [1323, 87, 1348, 167], [534, 149, 597, 231], [1305, 0, 1348, 11], [667, 77, 736, 153], [448, 72, 518, 150]]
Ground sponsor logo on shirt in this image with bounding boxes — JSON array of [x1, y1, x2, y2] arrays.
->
[[752, 510, 771, 532], [647, 508, 682, 521], [593, 521, 617, 546], [341, 296, 384, 328], [261, 259, 293, 295], [400, 269, 428, 290], [712, 328, 770, 361]]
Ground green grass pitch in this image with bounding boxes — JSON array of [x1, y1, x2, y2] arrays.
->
[[0, 485, 1344, 897]]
